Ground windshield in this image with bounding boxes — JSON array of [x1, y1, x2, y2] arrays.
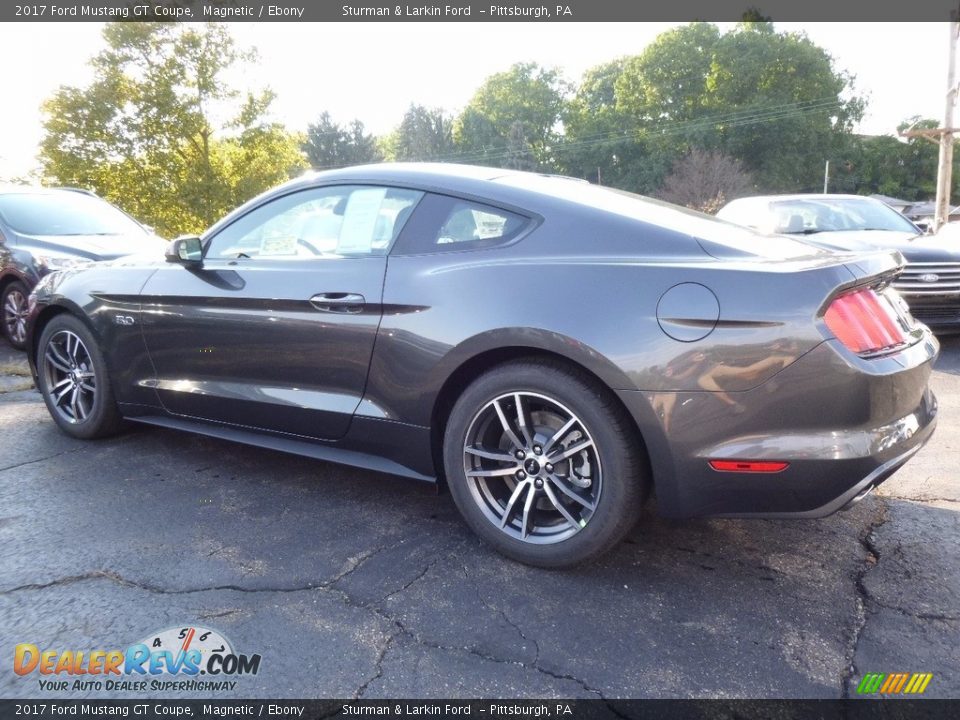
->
[[768, 197, 918, 235], [0, 192, 146, 236]]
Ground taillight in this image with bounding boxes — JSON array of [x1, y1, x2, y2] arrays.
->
[[824, 288, 907, 355]]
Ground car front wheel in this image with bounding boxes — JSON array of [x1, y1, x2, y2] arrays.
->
[[2, 280, 30, 350], [37, 314, 122, 439], [444, 359, 646, 568]]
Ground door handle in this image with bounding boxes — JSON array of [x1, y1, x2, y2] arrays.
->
[[309, 293, 366, 313]]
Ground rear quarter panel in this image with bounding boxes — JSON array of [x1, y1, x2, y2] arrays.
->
[[367, 212, 857, 426]]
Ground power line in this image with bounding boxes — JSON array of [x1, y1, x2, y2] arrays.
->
[[550, 96, 843, 149], [307, 96, 845, 171]]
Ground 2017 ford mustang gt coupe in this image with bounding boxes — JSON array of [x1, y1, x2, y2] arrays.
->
[[25, 164, 939, 567]]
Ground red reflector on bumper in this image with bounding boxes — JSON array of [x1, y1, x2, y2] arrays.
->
[[709, 460, 789, 473]]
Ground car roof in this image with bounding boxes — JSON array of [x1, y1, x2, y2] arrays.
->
[[307, 162, 517, 184], [728, 194, 880, 203], [0, 185, 97, 197], [294, 162, 590, 197]]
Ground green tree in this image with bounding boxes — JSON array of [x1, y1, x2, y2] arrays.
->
[[40, 23, 306, 238], [381, 104, 455, 161], [504, 122, 538, 171], [831, 119, 942, 200], [455, 62, 569, 169], [561, 58, 668, 190], [615, 22, 721, 134], [453, 107, 504, 166], [563, 22, 863, 195], [303, 112, 381, 169], [704, 22, 864, 191]]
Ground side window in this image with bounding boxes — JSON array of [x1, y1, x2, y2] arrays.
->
[[206, 185, 422, 260], [395, 194, 529, 254]]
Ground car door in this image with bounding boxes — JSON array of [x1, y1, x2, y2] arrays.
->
[[139, 184, 423, 440]]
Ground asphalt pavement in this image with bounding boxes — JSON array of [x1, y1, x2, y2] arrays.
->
[[0, 337, 957, 700]]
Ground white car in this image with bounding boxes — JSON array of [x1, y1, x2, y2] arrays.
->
[[717, 194, 960, 333]]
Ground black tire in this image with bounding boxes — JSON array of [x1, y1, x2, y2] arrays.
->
[[443, 359, 646, 568], [36, 314, 122, 440], [2, 280, 30, 350]]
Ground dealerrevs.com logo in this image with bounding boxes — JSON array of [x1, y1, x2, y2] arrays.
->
[[14, 626, 261, 693]]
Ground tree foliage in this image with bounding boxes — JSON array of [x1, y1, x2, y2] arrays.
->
[[704, 22, 863, 191], [455, 62, 569, 169], [562, 58, 669, 190], [41, 23, 306, 238], [36, 20, 945, 233], [562, 22, 864, 196], [303, 112, 381, 169], [380, 104, 456, 162], [823, 118, 959, 201]]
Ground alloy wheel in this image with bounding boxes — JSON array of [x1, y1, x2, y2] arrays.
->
[[42, 330, 97, 424], [3, 288, 28, 345], [462, 391, 602, 544]]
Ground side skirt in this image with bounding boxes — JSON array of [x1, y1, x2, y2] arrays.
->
[[125, 413, 436, 483]]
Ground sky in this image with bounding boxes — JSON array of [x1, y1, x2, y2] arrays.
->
[[0, 22, 953, 180]]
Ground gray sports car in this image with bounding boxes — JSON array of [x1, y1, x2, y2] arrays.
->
[[25, 164, 939, 567]]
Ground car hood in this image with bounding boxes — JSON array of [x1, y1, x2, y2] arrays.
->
[[19, 232, 164, 261], [796, 230, 960, 262]]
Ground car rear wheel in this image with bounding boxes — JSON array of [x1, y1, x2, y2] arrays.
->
[[37, 314, 121, 439], [2, 280, 30, 350], [444, 359, 645, 568]]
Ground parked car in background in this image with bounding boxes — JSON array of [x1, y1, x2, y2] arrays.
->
[[0, 186, 162, 349], [24, 164, 938, 567], [931, 218, 960, 244], [717, 194, 960, 333]]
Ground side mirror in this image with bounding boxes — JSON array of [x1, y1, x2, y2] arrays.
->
[[165, 236, 203, 265]]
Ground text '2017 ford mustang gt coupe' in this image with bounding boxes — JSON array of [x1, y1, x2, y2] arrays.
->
[[26, 164, 938, 567]]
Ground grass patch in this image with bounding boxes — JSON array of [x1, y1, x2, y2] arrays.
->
[[0, 362, 31, 377], [0, 379, 34, 393]]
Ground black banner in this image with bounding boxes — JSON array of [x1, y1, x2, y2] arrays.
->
[[2, 700, 960, 720], [2, 0, 960, 23]]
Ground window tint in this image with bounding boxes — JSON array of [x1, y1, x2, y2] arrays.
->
[[395, 194, 529, 254], [436, 200, 526, 246], [206, 185, 423, 260], [0, 192, 145, 237]]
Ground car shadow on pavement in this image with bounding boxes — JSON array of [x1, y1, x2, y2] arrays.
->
[[934, 333, 960, 374], [2, 401, 957, 699], [1, 329, 958, 699]]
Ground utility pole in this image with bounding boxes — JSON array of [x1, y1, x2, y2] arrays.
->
[[900, 13, 960, 232], [823, 160, 830, 194], [935, 18, 959, 229]]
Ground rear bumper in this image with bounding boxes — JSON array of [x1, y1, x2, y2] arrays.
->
[[716, 434, 927, 518], [617, 330, 940, 518]]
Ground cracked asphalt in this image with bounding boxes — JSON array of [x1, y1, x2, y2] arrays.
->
[[0, 338, 957, 700]]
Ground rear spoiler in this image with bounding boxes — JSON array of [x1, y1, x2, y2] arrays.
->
[[840, 249, 905, 293]]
